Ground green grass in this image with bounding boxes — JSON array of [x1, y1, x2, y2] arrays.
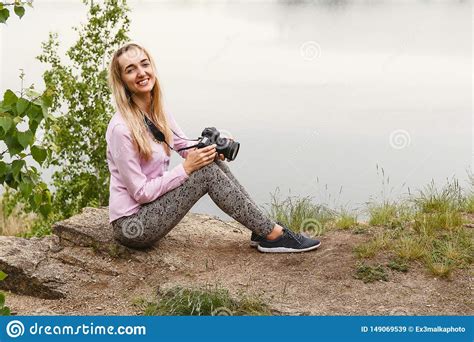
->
[[0, 271, 10, 316], [334, 211, 358, 229], [357, 177, 474, 279], [353, 232, 390, 259], [387, 258, 409, 273], [266, 190, 335, 235], [462, 195, 474, 214], [393, 235, 426, 260], [354, 263, 388, 283], [412, 179, 464, 214], [367, 201, 414, 228], [424, 233, 473, 278], [352, 226, 369, 234], [413, 211, 463, 235], [265, 179, 473, 280], [133, 285, 271, 316]]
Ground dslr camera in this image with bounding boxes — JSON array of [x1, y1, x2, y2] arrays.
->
[[197, 127, 240, 161]]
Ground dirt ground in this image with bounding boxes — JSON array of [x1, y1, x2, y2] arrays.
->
[[4, 213, 473, 316]]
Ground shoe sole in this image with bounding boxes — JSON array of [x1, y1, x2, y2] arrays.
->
[[257, 241, 321, 253], [250, 241, 260, 248]]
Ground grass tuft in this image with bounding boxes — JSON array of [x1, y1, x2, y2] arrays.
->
[[387, 258, 409, 273], [134, 285, 271, 316], [266, 189, 335, 235], [353, 232, 390, 259], [0, 196, 37, 236], [413, 178, 464, 214], [367, 201, 414, 228], [394, 236, 426, 261], [354, 263, 388, 283], [335, 211, 358, 229]]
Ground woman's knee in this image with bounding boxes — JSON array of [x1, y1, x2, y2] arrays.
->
[[215, 159, 231, 173], [189, 162, 222, 181]]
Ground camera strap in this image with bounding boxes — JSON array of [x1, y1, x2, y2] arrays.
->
[[143, 114, 199, 152]]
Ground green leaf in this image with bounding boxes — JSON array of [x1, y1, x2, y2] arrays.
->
[[19, 178, 33, 197], [34, 192, 42, 206], [0, 307, 11, 316], [0, 8, 9, 24], [29, 120, 39, 134], [0, 116, 13, 132], [4, 172, 16, 188], [0, 101, 8, 112], [42, 93, 53, 108], [25, 88, 41, 98], [5, 134, 23, 156], [3, 90, 17, 105], [0, 292, 4, 308], [26, 104, 42, 123], [31, 145, 47, 164], [17, 130, 34, 148], [39, 203, 52, 218], [16, 98, 29, 115], [14, 5, 25, 19], [40, 103, 50, 119], [11, 159, 25, 180], [0, 161, 7, 177], [0, 271, 7, 281]]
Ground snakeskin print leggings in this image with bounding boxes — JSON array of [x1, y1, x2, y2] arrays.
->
[[112, 160, 275, 249]]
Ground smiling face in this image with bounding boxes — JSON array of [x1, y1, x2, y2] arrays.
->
[[118, 46, 156, 97]]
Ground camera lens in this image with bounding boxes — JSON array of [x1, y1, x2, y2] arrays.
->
[[226, 141, 240, 161]]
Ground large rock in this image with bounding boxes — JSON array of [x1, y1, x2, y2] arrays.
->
[[0, 207, 122, 299], [52, 207, 113, 248], [0, 236, 68, 299], [0, 208, 240, 301]]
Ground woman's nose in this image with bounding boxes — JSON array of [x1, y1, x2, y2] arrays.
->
[[137, 66, 146, 76]]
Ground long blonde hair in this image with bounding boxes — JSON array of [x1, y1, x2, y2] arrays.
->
[[108, 42, 172, 160]]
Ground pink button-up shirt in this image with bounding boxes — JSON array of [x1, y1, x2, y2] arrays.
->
[[106, 111, 192, 222]]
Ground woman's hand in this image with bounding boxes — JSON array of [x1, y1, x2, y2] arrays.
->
[[183, 144, 217, 175]]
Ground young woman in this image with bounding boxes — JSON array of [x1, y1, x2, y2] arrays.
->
[[106, 42, 321, 253]]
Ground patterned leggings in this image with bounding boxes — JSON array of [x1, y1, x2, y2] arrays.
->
[[112, 160, 275, 249]]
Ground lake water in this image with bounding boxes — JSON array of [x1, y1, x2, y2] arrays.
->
[[0, 0, 472, 220]]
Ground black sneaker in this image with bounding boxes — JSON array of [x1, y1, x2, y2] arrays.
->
[[250, 232, 264, 247], [257, 227, 321, 253]]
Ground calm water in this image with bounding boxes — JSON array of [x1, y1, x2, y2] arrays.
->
[[1, 0, 472, 219]]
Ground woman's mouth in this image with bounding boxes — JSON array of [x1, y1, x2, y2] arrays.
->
[[136, 78, 149, 87]]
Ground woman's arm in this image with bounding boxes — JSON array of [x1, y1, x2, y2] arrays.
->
[[109, 124, 189, 204]]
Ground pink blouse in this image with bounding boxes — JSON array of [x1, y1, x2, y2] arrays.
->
[[105, 111, 192, 222]]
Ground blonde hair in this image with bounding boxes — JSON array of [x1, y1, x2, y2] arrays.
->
[[108, 42, 172, 160]]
